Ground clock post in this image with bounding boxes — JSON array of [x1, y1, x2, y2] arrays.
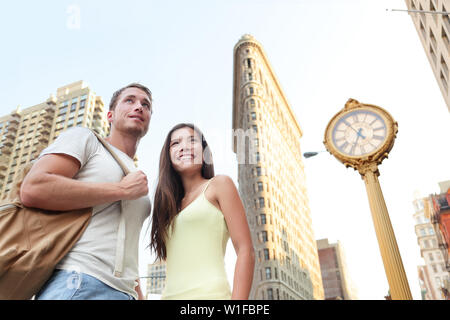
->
[[323, 99, 412, 300]]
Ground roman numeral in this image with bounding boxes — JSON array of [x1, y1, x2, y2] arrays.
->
[[339, 141, 349, 151]]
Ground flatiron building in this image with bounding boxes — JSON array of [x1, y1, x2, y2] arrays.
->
[[232, 34, 324, 300]]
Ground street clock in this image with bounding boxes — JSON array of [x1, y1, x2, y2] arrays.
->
[[323, 98, 398, 173]]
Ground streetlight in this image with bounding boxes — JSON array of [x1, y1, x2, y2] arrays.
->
[[303, 151, 327, 158], [387, 8, 449, 16]]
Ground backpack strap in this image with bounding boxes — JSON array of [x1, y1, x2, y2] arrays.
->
[[91, 130, 130, 175], [90, 130, 131, 278]]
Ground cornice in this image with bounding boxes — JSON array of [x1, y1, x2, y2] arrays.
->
[[232, 35, 303, 138]]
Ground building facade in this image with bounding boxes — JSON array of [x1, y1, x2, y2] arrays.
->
[[430, 181, 450, 298], [316, 239, 358, 300], [0, 80, 109, 199], [232, 34, 324, 300], [145, 260, 166, 298], [405, 0, 450, 112], [412, 194, 449, 299]]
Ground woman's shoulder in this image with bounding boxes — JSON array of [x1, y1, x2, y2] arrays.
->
[[211, 174, 234, 185], [210, 175, 236, 193]]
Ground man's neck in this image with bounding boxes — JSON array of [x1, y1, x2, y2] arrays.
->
[[105, 130, 140, 159]]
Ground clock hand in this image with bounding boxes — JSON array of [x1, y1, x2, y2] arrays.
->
[[345, 121, 363, 137], [357, 128, 366, 139]]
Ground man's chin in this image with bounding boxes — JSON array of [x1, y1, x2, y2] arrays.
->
[[126, 125, 149, 138]]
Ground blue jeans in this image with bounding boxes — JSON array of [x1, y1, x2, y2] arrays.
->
[[35, 269, 135, 300]]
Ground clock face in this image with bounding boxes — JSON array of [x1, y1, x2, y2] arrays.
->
[[331, 109, 387, 157]]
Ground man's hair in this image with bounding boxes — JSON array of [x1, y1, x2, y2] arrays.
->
[[109, 83, 152, 111]]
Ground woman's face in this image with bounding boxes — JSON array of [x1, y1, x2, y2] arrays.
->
[[169, 127, 204, 174]]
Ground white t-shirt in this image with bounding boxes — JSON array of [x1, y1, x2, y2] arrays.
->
[[39, 127, 151, 299]]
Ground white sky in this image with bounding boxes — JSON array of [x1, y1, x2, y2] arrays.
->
[[1, 0, 449, 300]]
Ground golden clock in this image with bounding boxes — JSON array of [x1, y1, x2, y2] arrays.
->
[[324, 99, 398, 170]]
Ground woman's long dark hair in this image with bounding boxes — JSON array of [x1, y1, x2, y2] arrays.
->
[[150, 123, 214, 260]]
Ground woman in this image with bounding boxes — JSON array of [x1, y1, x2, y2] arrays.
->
[[150, 123, 255, 300]]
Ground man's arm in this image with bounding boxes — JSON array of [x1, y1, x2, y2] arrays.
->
[[20, 153, 148, 211], [135, 279, 145, 300]]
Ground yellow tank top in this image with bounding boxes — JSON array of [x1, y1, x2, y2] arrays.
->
[[161, 178, 231, 300]]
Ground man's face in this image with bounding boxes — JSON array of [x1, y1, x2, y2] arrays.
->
[[107, 87, 152, 137]]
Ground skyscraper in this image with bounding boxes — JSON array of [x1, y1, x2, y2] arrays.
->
[[145, 260, 166, 298], [412, 194, 449, 299], [232, 34, 324, 300], [316, 238, 358, 300], [0, 80, 109, 199], [405, 0, 450, 112]]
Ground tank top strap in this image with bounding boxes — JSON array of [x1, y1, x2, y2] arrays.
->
[[202, 177, 215, 194]]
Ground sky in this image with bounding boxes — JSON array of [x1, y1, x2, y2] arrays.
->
[[1, 0, 449, 300]]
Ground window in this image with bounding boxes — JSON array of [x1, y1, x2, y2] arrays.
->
[[436, 277, 442, 288], [430, 44, 438, 65], [252, 125, 258, 133], [246, 58, 252, 68], [255, 152, 260, 162], [256, 167, 262, 176], [429, 253, 434, 262], [419, 21, 426, 38], [251, 112, 256, 120], [267, 288, 273, 300], [265, 267, 272, 280], [441, 70, 448, 91], [432, 264, 438, 273], [260, 214, 266, 225], [264, 248, 270, 260], [259, 197, 265, 208], [70, 103, 77, 112], [58, 107, 68, 115], [432, 239, 437, 248], [249, 87, 254, 95], [442, 55, 449, 79], [442, 27, 449, 49], [430, 0, 437, 23], [261, 231, 268, 242], [430, 28, 437, 49], [258, 182, 263, 192]]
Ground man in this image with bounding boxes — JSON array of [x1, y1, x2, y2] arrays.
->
[[20, 83, 153, 300]]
